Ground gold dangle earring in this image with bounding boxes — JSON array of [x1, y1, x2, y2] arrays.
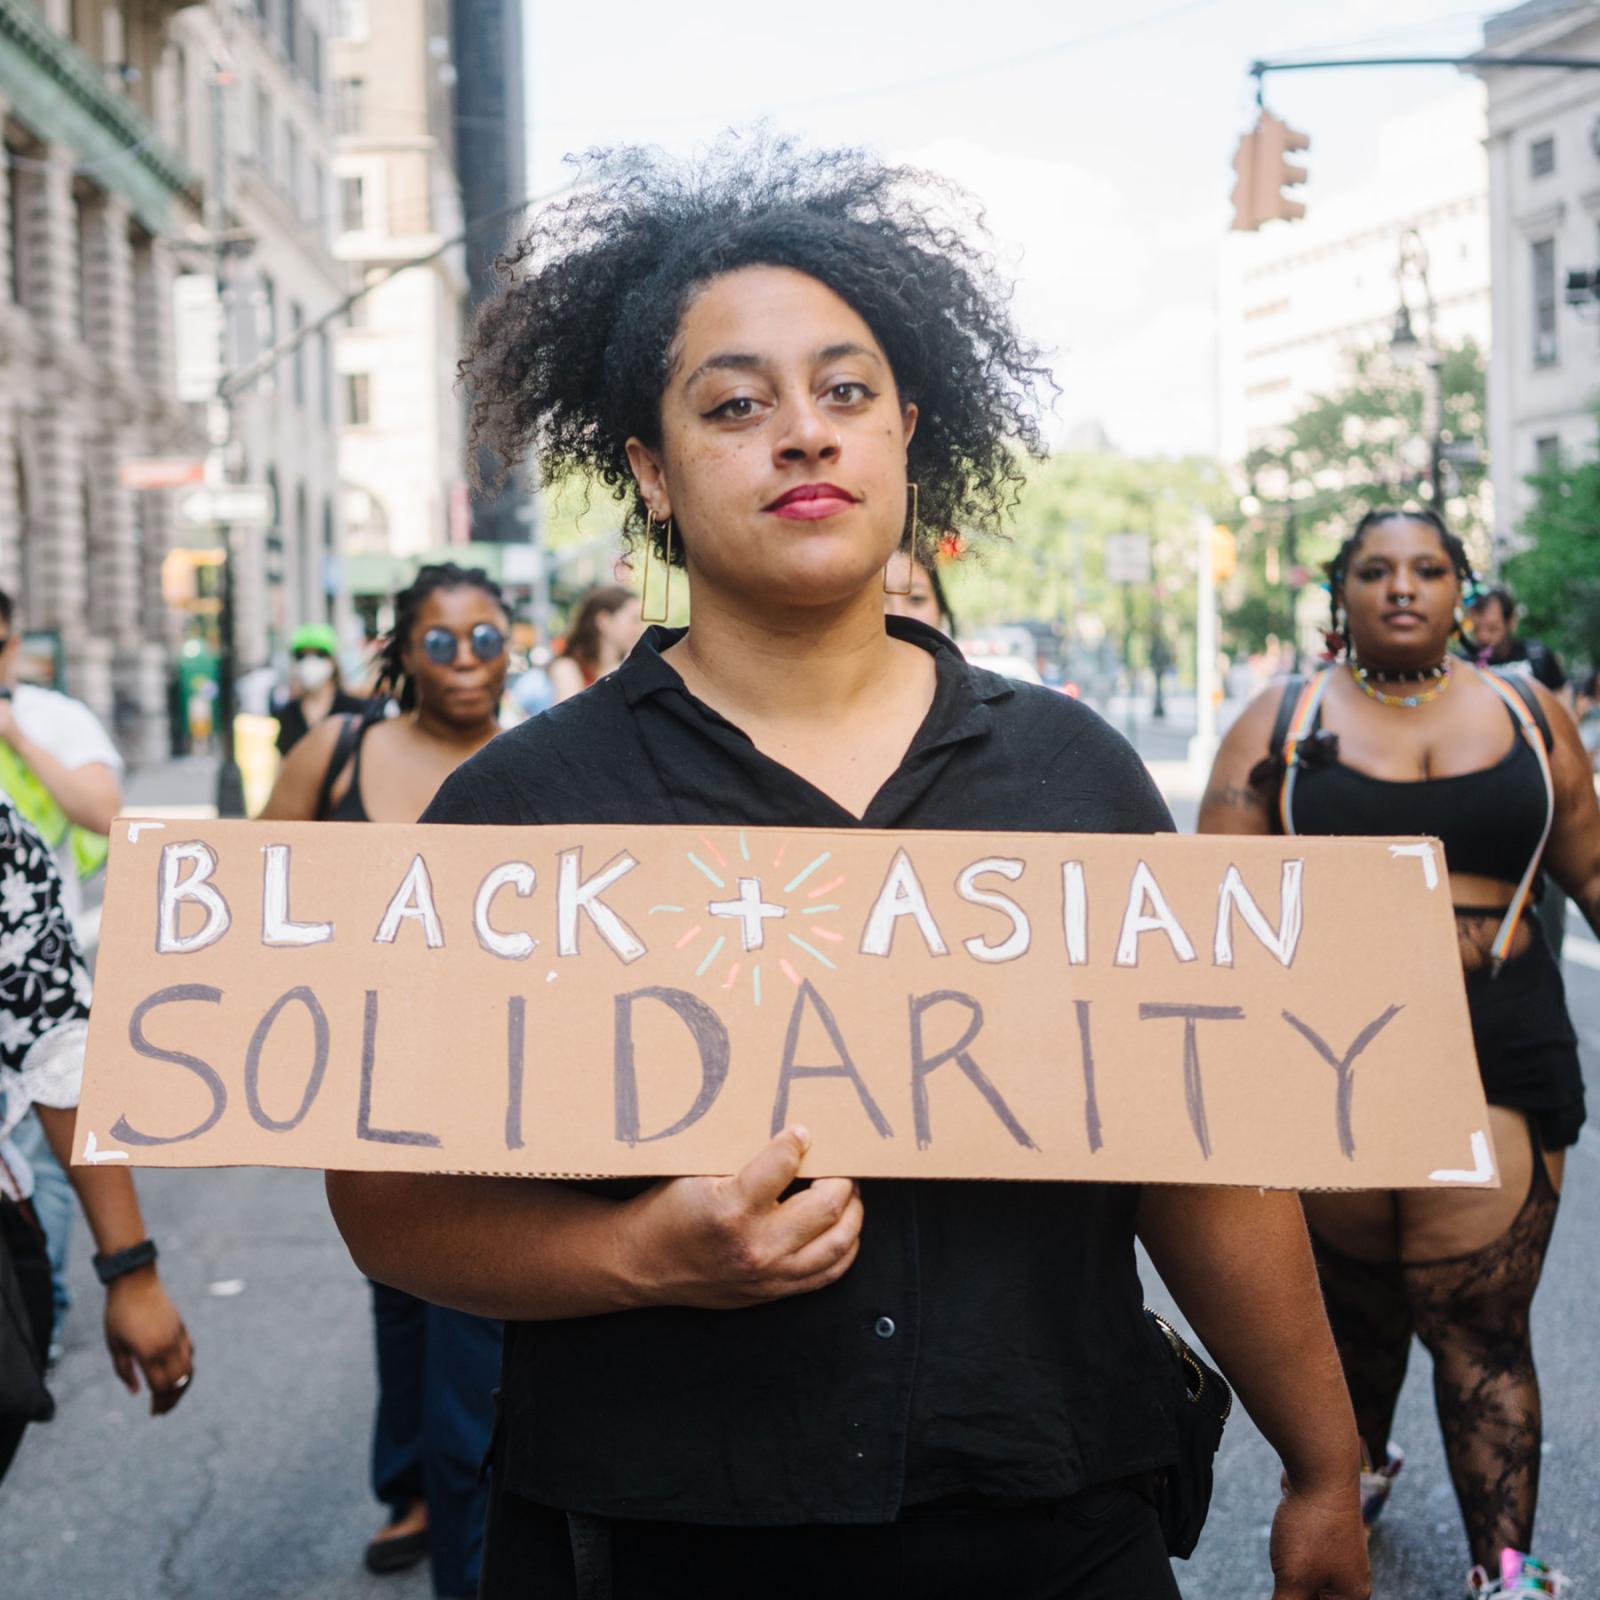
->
[[883, 482, 918, 596], [640, 511, 674, 625]]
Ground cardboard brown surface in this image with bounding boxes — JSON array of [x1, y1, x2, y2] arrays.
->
[[75, 820, 1495, 1188]]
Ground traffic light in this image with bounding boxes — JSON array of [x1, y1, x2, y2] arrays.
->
[[1229, 110, 1310, 231], [1211, 525, 1238, 584]]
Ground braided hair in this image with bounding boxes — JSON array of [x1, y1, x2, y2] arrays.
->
[[375, 562, 506, 713], [1324, 507, 1476, 656]]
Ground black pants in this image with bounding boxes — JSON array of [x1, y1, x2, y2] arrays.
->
[[478, 1479, 1181, 1600], [0, 1198, 53, 1486]]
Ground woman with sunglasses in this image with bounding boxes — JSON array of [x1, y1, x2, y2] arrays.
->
[[263, 562, 510, 1599]]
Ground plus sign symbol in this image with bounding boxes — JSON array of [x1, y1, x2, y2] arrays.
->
[[707, 877, 788, 951]]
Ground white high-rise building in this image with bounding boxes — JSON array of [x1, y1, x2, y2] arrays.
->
[[1474, 0, 1600, 562], [1218, 87, 1492, 469], [331, 0, 468, 629]]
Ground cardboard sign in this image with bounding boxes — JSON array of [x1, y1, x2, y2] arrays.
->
[[74, 821, 1496, 1189]]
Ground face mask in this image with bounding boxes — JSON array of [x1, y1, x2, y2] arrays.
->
[[296, 656, 335, 691]]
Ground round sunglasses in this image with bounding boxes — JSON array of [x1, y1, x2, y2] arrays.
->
[[419, 622, 507, 665]]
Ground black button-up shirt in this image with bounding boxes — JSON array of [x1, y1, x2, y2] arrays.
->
[[422, 619, 1179, 1526]]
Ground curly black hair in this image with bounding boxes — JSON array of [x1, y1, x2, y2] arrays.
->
[[461, 133, 1052, 565], [375, 562, 506, 713], [1325, 506, 1476, 652]]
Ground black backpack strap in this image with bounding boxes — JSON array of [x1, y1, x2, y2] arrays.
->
[[313, 713, 368, 821], [1267, 674, 1308, 761], [1492, 668, 1554, 751]]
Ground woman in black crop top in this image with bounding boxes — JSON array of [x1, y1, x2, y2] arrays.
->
[[326, 138, 1371, 1600], [263, 564, 511, 1597], [1200, 508, 1600, 1593]]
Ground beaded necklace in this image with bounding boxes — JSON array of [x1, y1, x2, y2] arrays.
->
[[1348, 657, 1452, 708]]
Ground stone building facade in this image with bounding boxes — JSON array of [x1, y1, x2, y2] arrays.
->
[[0, 0, 199, 762], [0, 0, 348, 763]]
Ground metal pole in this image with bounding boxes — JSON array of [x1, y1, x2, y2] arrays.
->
[[208, 57, 246, 818], [1284, 507, 1300, 672], [1189, 515, 1219, 781]]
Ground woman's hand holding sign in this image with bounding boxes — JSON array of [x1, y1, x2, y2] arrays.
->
[[618, 1126, 864, 1310]]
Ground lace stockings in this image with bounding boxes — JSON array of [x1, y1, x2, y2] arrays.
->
[[1311, 1151, 1560, 1567]]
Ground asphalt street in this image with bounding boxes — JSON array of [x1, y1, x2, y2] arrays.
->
[[2, 739, 1597, 1598]]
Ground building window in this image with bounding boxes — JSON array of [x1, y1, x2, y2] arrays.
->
[[7, 146, 27, 308], [322, 496, 336, 623], [318, 329, 332, 425], [254, 0, 270, 27], [290, 302, 305, 406], [339, 174, 367, 232], [282, 0, 299, 66], [1530, 136, 1555, 178], [255, 82, 273, 179], [345, 371, 371, 425], [310, 158, 326, 240], [335, 0, 369, 40], [1532, 237, 1558, 366], [171, 43, 190, 161], [336, 77, 364, 136], [73, 187, 92, 344], [258, 271, 278, 355], [1535, 434, 1561, 470], [283, 121, 300, 212], [306, 22, 324, 96]]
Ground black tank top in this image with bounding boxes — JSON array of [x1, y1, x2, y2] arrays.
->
[[1286, 700, 1546, 886], [314, 714, 373, 823]]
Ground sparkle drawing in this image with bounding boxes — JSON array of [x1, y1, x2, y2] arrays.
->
[[661, 834, 850, 994]]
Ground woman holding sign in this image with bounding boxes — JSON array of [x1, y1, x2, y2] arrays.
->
[[264, 563, 511, 1598], [1200, 507, 1600, 1596], [328, 137, 1370, 1599]]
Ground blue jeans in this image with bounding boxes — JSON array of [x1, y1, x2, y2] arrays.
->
[[9, 1111, 73, 1331], [370, 1279, 502, 1599]]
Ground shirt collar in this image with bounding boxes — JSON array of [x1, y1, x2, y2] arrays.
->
[[616, 615, 1013, 728]]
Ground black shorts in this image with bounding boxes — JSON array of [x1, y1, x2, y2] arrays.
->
[[1466, 918, 1586, 1148], [478, 1476, 1181, 1600]]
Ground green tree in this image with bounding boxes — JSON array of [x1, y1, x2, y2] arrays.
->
[[942, 451, 1236, 685], [1506, 416, 1600, 668], [1231, 340, 1489, 655]]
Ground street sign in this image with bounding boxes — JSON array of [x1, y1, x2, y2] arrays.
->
[[178, 484, 275, 529], [120, 458, 206, 491], [1104, 532, 1152, 585], [1439, 439, 1483, 467], [173, 275, 223, 403]]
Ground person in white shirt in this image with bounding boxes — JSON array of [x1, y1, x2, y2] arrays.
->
[[0, 588, 124, 1345]]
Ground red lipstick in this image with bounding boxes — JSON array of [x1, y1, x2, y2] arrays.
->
[[764, 483, 858, 521]]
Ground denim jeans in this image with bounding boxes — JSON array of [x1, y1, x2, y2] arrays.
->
[[8, 1111, 72, 1331]]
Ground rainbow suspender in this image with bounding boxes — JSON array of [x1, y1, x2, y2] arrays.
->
[[1276, 669, 1335, 837], [1277, 664, 1556, 975], [1472, 665, 1557, 974]]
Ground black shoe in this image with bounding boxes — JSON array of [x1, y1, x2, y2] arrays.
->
[[364, 1525, 429, 1576]]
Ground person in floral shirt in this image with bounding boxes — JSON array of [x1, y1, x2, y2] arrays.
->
[[0, 795, 193, 1483]]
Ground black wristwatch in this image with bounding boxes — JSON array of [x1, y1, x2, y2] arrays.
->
[[92, 1239, 158, 1284]]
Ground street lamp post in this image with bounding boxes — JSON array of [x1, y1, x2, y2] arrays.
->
[[1390, 230, 1445, 506]]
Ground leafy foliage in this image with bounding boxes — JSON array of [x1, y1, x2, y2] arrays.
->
[[1228, 341, 1490, 655], [1506, 416, 1600, 669]]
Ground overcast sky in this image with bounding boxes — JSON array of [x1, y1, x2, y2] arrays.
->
[[522, 1, 1494, 458]]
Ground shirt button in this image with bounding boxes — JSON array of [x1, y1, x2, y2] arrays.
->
[[874, 1316, 897, 1339]]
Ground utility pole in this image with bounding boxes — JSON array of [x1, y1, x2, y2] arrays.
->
[[1189, 515, 1219, 781], [207, 55, 246, 819], [1283, 505, 1299, 671]]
